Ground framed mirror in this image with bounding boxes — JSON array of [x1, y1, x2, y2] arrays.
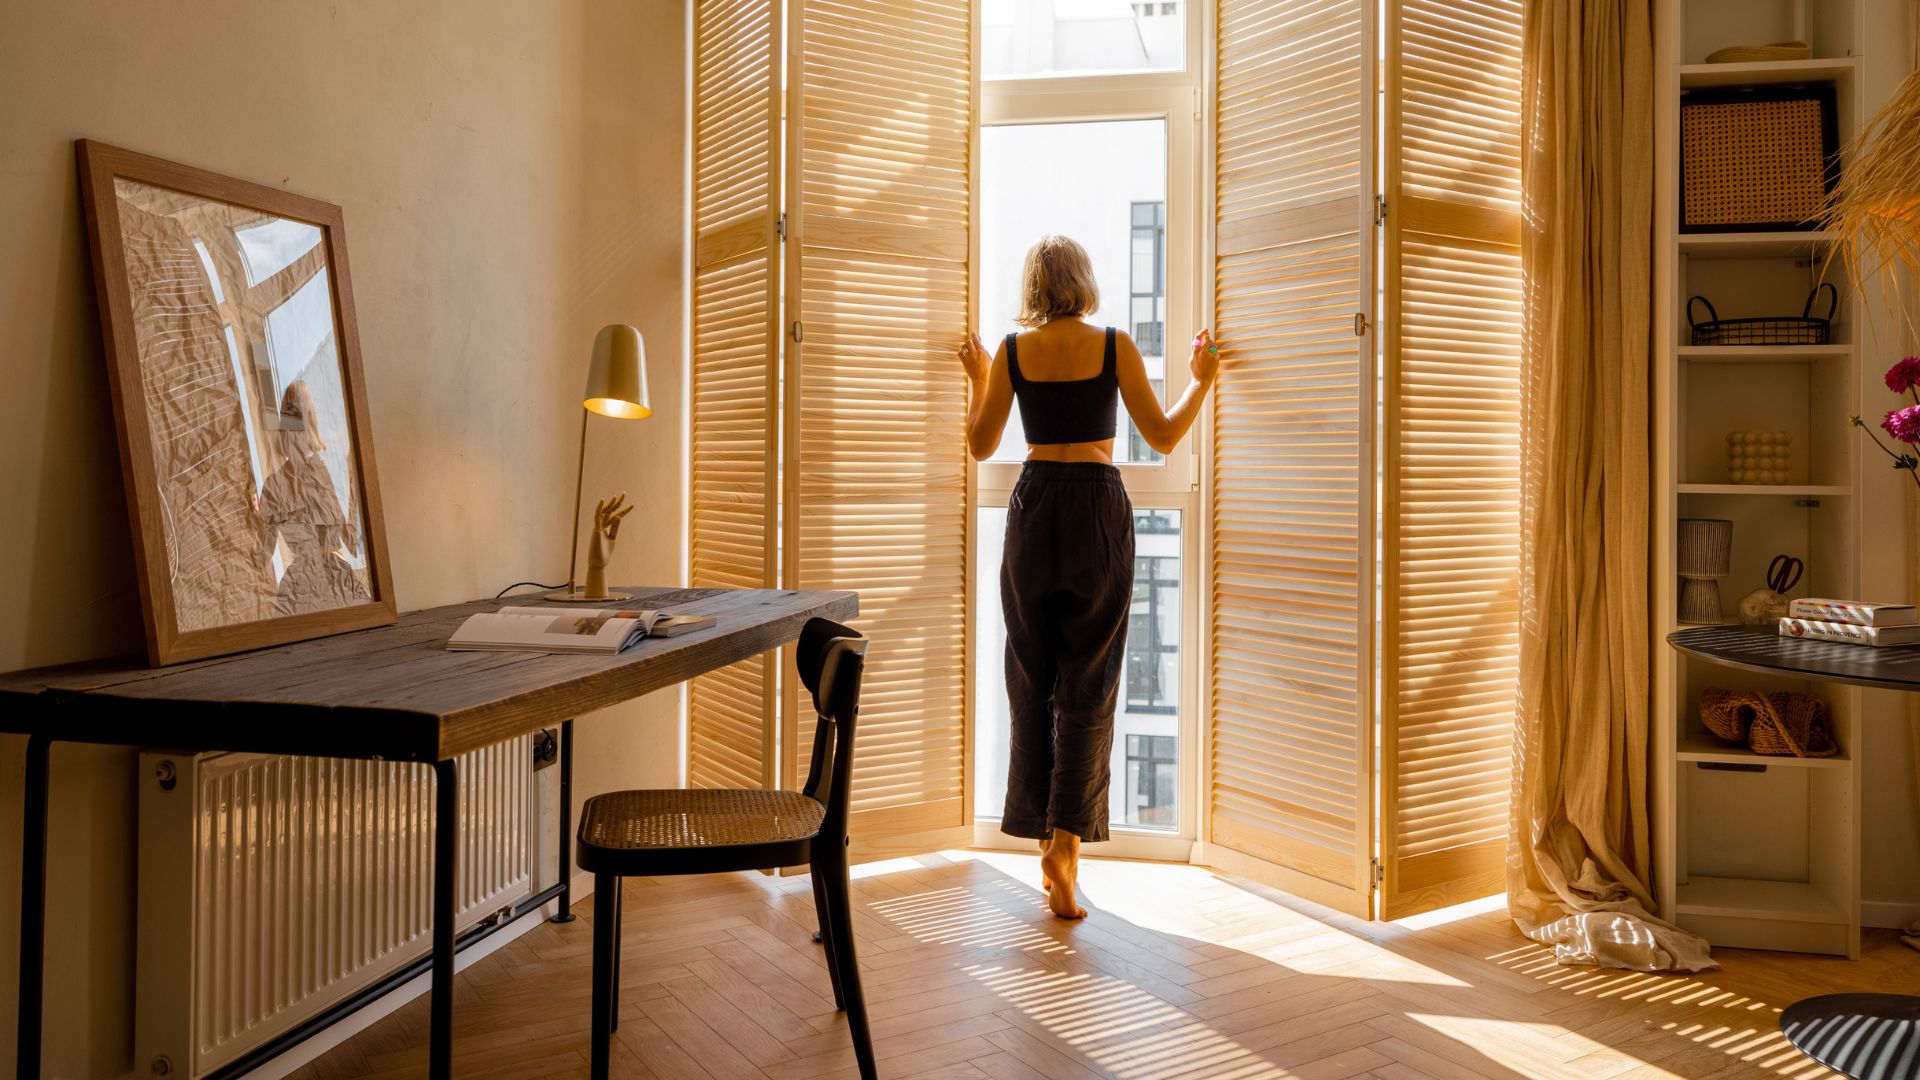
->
[[76, 140, 395, 665]]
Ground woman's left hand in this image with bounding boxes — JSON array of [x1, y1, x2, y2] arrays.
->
[[1190, 329, 1220, 384], [958, 332, 990, 384]]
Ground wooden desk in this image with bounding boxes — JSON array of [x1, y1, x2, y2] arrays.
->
[[0, 585, 857, 1080]]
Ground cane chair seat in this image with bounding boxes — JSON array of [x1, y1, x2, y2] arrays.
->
[[576, 788, 825, 876]]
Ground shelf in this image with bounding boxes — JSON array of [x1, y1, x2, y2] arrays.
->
[[1677, 734, 1850, 768], [1679, 231, 1831, 258], [1676, 484, 1850, 496], [1676, 345, 1853, 363], [1675, 876, 1847, 924], [1679, 57, 1858, 88]]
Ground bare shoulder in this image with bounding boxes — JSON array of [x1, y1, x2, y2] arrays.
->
[[1111, 328, 1147, 367]]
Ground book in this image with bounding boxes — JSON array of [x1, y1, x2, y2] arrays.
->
[[1778, 616, 1920, 648], [447, 607, 716, 654], [1784, 598, 1916, 627]]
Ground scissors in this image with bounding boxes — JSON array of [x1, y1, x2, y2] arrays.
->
[[1767, 554, 1804, 595]]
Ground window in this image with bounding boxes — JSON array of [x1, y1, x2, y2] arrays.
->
[[1126, 734, 1178, 827], [1130, 201, 1165, 359], [1126, 549, 1179, 714], [973, 506, 1185, 833], [1125, 378, 1164, 462], [984, 0, 1186, 80], [980, 120, 1169, 465], [975, 0, 1198, 854]]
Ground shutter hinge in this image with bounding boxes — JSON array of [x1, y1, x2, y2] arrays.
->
[[775, 214, 787, 240], [1374, 194, 1389, 226], [1354, 312, 1370, 337], [1371, 858, 1384, 888], [791, 320, 803, 343]]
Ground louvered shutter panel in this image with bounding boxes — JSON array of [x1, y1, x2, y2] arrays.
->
[[688, 0, 783, 790], [784, 0, 973, 856], [1378, 0, 1524, 918], [1208, 0, 1377, 917]]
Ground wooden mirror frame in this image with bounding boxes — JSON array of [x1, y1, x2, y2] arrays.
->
[[75, 140, 396, 665]]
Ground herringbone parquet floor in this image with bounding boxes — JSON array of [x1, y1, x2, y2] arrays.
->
[[286, 850, 1917, 1079]]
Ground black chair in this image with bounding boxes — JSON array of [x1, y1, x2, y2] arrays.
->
[[575, 617, 876, 1079]]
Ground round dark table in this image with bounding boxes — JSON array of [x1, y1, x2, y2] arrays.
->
[[1668, 626, 1920, 1079], [1779, 994, 1920, 1079]]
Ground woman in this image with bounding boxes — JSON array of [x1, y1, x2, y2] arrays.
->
[[959, 234, 1219, 919]]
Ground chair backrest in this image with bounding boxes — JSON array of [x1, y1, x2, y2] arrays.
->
[[796, 617, 868, 845]]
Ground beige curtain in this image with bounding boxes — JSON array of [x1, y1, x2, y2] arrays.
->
[[1509, 0, 1715, 972]]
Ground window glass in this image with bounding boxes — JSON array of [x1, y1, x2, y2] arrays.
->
[[981, 120, 1167, 464], [975, 506, 1181, 832], [983, 0, 1186, 80]]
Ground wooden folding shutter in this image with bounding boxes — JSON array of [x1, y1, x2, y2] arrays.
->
[[784, 0, 973, 855], [1378, 0, 1524, 917], [1208, 0, 1377, 917], [687, 0, 782, 790]]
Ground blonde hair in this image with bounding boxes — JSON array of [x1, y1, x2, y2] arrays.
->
[[1015, 234, 1099, 327]]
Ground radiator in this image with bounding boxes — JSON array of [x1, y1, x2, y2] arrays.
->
[[135, 741, 536, 1078]]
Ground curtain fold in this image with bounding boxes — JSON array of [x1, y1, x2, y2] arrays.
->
[[1508, 0, 1715, 973]]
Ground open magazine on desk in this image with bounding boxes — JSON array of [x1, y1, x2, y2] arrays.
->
[[447, 607, 715, 654]]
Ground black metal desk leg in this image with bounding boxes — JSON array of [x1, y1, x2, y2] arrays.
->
[[430, 757, 458, 1080], [14, 733, 50, 1080], [553, 719, 577, 923]]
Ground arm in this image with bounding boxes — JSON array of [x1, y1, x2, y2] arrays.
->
[[1118, 329, 1220, 455], [961, 332, 1015, 461]]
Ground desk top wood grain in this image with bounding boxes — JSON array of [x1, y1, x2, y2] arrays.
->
[[0, 587, 856, 761]]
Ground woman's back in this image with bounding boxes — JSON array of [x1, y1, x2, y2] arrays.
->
[[1009, 319, 1109, 382], [1006, 322, 1119, 449]]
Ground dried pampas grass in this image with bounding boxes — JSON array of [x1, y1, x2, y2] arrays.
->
[[1826, 66, 1920, 292], [1824, 1, 1920, 334]]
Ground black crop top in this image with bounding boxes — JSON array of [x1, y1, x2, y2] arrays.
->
[[1006, 327, 1119, 445]]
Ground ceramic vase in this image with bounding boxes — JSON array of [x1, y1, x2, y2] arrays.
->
[[1677, 517, 1734, 623]]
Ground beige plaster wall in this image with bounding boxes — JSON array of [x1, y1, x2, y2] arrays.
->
[[0, 1, 688, 1072]]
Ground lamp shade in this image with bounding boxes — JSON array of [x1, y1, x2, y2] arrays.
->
[[583, 323, 650, 419]]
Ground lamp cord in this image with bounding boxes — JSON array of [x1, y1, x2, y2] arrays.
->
[[494, 581, 568, 599]]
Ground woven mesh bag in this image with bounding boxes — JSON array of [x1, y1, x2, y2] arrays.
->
[[1698, 687, 1839, 757]]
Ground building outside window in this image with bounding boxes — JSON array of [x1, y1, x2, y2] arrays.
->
[[1131, 200, 1165, 358], [1126, 539, 1179, 714], [1126, 734, 1178, 827]]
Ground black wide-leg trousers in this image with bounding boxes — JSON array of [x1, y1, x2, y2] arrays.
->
[[999, 460, 1133, 844]]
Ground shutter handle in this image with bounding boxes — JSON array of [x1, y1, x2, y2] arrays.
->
[[1354, 312, 1369, 337]]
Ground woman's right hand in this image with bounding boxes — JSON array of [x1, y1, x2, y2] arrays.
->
[[958, 332, 991, 384], [1190, 329, 1220, 384]]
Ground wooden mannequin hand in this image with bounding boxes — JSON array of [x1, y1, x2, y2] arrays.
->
[[583, 492, 632, 597], [593, 492, 633, 545]]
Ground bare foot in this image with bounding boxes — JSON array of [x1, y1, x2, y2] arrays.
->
[[1039, 838, 1051, 889], [1039, 830, 1088, 919]]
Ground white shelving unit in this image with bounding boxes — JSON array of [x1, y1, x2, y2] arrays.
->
[[1654, 0, 1866, 957]]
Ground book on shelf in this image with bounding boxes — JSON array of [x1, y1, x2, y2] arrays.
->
[[447, 607, 716, 654], [1784, 597, 1916, 627], [1779, 616, 1920, 648]]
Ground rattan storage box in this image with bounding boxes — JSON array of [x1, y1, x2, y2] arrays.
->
[[1680, 84, 1837, 231]]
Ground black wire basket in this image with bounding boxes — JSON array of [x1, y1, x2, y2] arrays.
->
[[1688, 284, 1838, 346]]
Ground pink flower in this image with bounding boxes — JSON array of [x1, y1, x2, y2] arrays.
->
[[1884, 404, 1920, 444], [1887, 356, 1920, 394]]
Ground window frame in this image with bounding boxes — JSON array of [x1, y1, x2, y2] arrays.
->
[[981, 0, 1203, 87], [969, 38, 1205, 858], [975, 81, 1201, 497]]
